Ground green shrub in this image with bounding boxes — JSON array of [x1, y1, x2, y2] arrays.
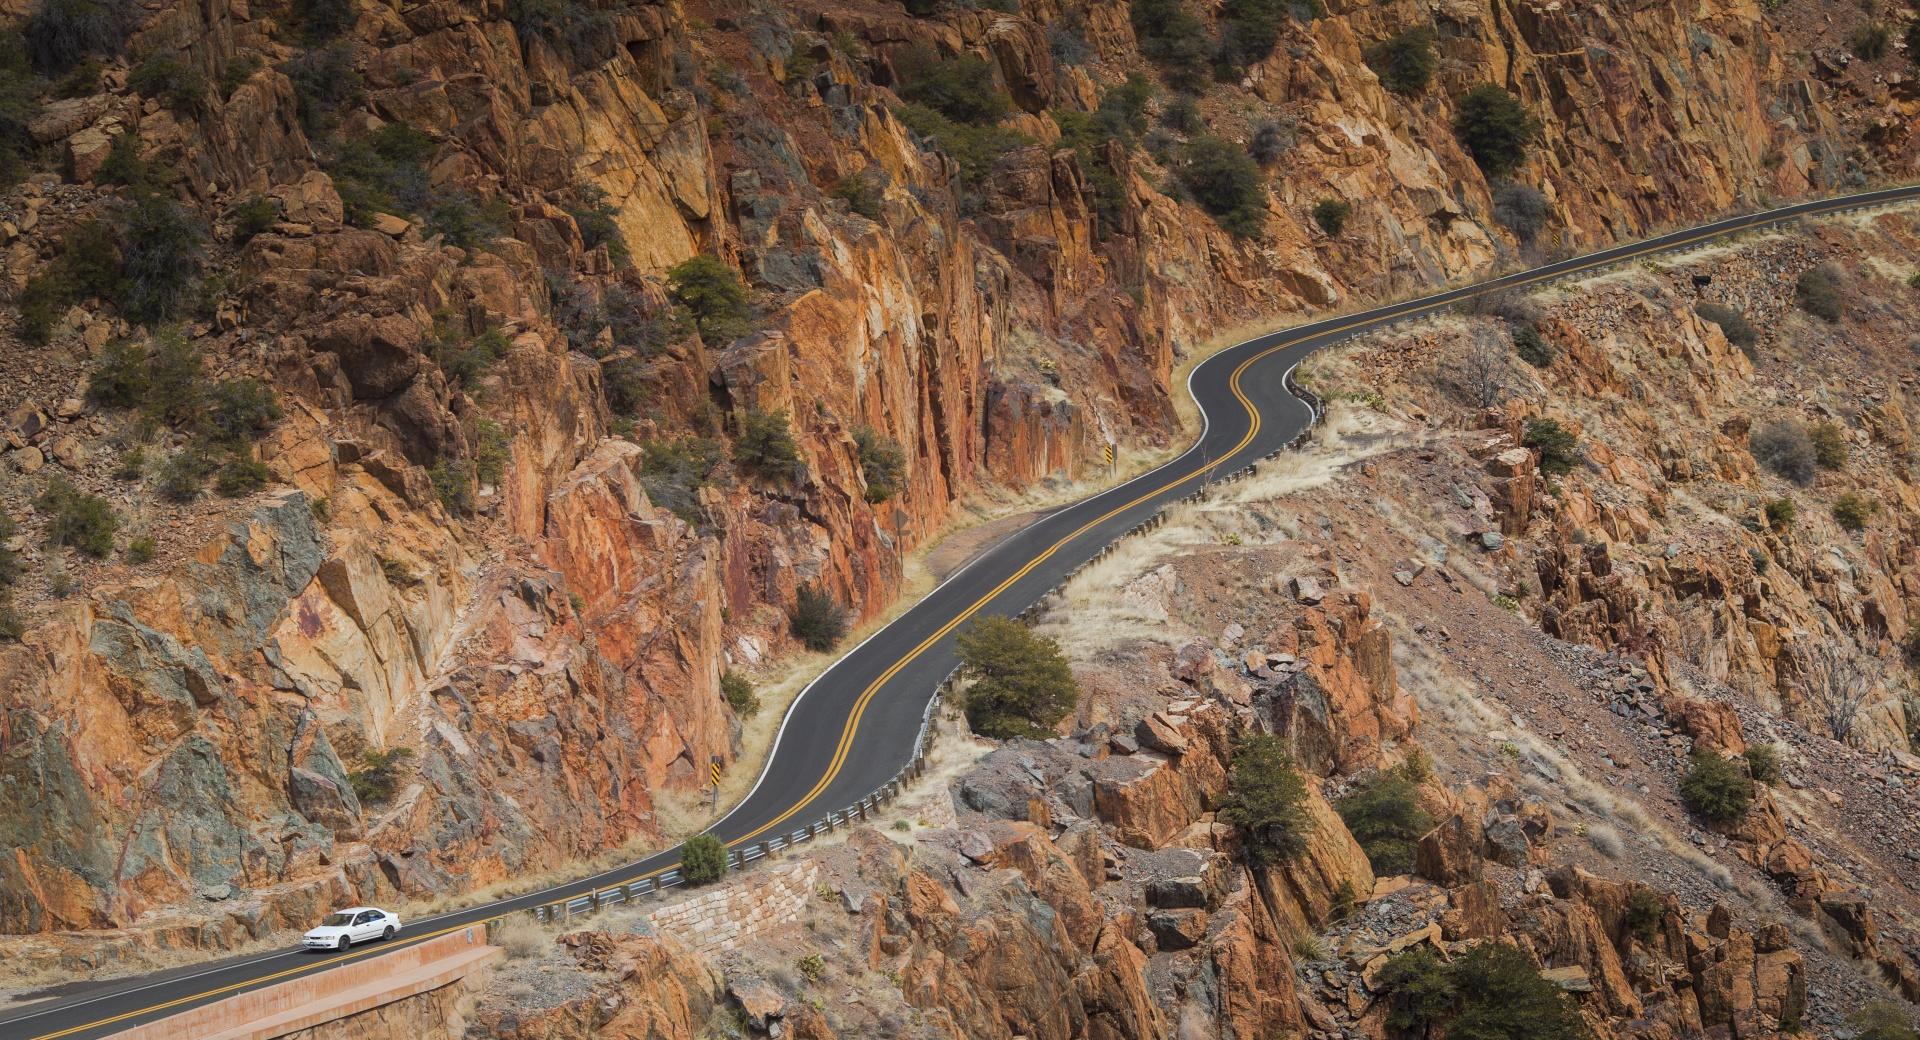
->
[[217, 53, 261, 98], [679, 833, 728, 885], [215, 455, 271, 496], [118, 194, 206, 324], [1851, 23, 1892, 59], [53, 57, 100, 97], [601, 354, 650, 414], [721, 670, 759, 717], [508, 0, 621, 64], [1522, 417, 1579, 475], [1219, 734, 1312, 865], [666, 254, 753, 343], [88, 337, 150, 407], [1809, 421, 1847, 470], [1454, 84, 1539, 178], [205, 377, 281, 443], [1513, 322, 1554, 367], [1681, 750, 1752, 824], [95, 131, 170, 191], [831, 174, 883, 220], [294, 0, 356, 43], [1750, 420, 1815, 484], [1696, 302, 1759, 352], [1743, 742, 1781, 785], [1794, 264, 1843, 321], [639, 436, 722, 525], [327, 123, 433, 224], [429, 458, 475, 515], [1130, 0, 1211, 90], [896, 48, 1010, 125], [895, 101, 1031, 190], [1311, 197, 1351, 235], [25, 0, 136, 76], [1334, 760, 1434, 875], [1491, 180, 1549, 242], [564, 183, 629, 264], [1160, 94, 1202, 133], [426, 191, 508, 250], [1364, 26, 1435, 94], [733, 408, 800, 477], [348, 747, 414, 805], [230, 194, 278, 244], [37, 476, 117, 556], [282, 44, 363, 133], [1248, 118, 1295, 164], [1624, 887, 1664, 943], [1832, 491, 1876, 531], [789, 583, 849, 652], [1850, 1001, 1920, 1040], [1178, 135, 1267, 238], [1215, 0, 1297, 71], [157, 446, 215, 501], [0, 599, 22, 641], [433, 323, 509, 391], [956, 615, 1078, 739], [473, 420, 510, 487], [0, 38, 42, 189], [124, 534, 156, 563], [142, 328, 206, 427], [18, 219, 120, 344], [1764, 497, 1796, 529], [127, 53, 206, 111], [1377, 942, 1586, 1040], [0, 510, 20, 588], [854, 426, 907, 503]]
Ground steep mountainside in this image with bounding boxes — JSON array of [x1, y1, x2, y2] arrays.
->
[[0, 0, 1913, 985]]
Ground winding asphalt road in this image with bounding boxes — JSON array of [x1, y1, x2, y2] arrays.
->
[[7, 184, 1918, 1040]]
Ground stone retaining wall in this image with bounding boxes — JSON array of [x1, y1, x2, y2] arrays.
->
[[641, 858, 819, 955]]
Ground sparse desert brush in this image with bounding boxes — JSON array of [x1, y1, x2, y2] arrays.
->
[[491, 916, 551, 960]]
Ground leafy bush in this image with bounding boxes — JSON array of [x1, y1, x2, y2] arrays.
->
[[1794, 264, 1843, 321], [0, 600, 23, 641], [854, 426, 907, 503], [1178, 135, 1267, 238], [433, 323, 509, 391], [1454, 84, 1539, 178], [327, 122, 433, 225], [895, 101, 1031, 189], [1624, 887, 1664, 942], [1681, 750, 1752, 824], [1696, 302, 1758, 352], [721, 670, 759, 717], [118, 194, 206, 324], [1850, 1001, 1920, 1040], [38, 476, 118, 556], [230, 194, 278, 244], [1130, 0, 1211, 90], [508, 0, 621, 65], [142, 328, 206, 427], [1513, 322, 1554, 367], [733, 408, 800, 477], [217, 54, 260, 99], [639, 436, 722, 525], [205, 377, 281, 443], [789, 583, 849, 652], [127, 53, 205, 111], [831, 174, 883, 220], [600, 354, 650, 414], [1214, 0, 1301, 71], [679, 833, 728, 885], [1832, 491, 1876, 531], [157, 447, 215, 501], [426, 192, 508, 250], [429, 458, 476, 515], [96, 131, 166, 191], [1334, 760, 1433, 875], [215, 455, 271, 497], [0, 38, 42, 189], [1851, 23, 1892, 59], [473, 420, 511, 487], [294, 0, 356, 43], [0, 509, 20, 588], [1743, 742, 1781, 785], [54, 57, 100, 97], [1377, 942, 1587, 1040], [956, 615, 1078, 739], [18, 218, 120, 344], [666, 254, 753, 343], [348, 747, 414, 805], [1809, 421, 1847, 470], [1491, 180, 1550, 242], [281, 44, 362, 133], [1764, 497, 1796, 529], [1750, 420, 1816, 484], [25, 0, 136, 76], [88, 337, 150, 407], [1364, 26, 1435, 94], [896, 48, 1010, 125], [1311, 197, 1351, 235], [1219, 734, 1312, 865], [561, 184, 628, 264], [124, 534, 156, 563], [1248, 118, 1296, 164], [1522, 417, 1578, 475]]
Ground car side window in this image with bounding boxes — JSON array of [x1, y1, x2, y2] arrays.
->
[[356, 911, 377, 924]]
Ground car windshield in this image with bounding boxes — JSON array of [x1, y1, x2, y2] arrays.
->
[[321, 913, 356, 927]]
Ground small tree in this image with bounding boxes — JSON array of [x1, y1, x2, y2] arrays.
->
[[1809, 421, 1848, 470], [1522, 418, 1579, 475], [1623, 887, 1664, 943], [1311, 197, 1351, 235], [721, 670, 759, 718], [1491, 180, 1550, 242], [1743, 743, 1781, 785], [679, 833, 728, 885], [1364, 26, 1435, 94], [1851, 23, 1892, 59], [1380, 942, 1586, 1040], [1218, 734, 1313, 866], [1453, 85, 1539, 178], [666, 254, 752, 342], [734, 408, 801, 477], [1178, 135, 1268, 239], [1832, 492, 1876, 532], [1334, 760, 1433, 874], [117, 193, 206, 325], [1794, 265, 1844, 321], [956, 615, 1078, 739], [895, 48, 1010, 125], [1512, 322, 1554, 368], [348, 747, 414, 804], [1763, 497, 1796, 529], [789, 583, 849, 652], [1680, 750, 1752, 824], [854, 426, 907, 503], [1248, 118, 1296, 164], [38, 476, 117, 557]]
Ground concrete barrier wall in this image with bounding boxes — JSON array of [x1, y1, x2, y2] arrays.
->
[[106, 929, 498, 1040]]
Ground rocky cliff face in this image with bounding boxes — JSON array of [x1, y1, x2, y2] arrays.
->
[[0, 0, 1913, 980]]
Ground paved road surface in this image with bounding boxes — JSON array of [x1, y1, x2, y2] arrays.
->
[[8, 183, 1917, 1040]]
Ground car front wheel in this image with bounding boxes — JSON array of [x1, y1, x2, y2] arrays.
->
[[337, 936, 350, 951]]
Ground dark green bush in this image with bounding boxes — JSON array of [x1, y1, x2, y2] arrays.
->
[[1624, 887, 1664, 943], [124, 534, 156, 563], [1681, 750, 1752, 824], [1764, 497, 1796, 529], [1809, 421, 1847, 470], [206, 378, 282, 443], [25, 0, 136, 76], [600, 354, 651, 415], [96, 132, 172, 192], [895, 101, 1031, 189], [1794, 264, 1843, 321], [157, 446, 215, 501], [639, 436, 723, 525], [327, 123, 435, 226], [1454, 84, 1539, 178], [1491, 180, 1549, 242], [88, 337, 150, 407], [142, 328, 206, 427], [1334, 760, 1433, 875], [282, 44, 363, 133], [896, 48, 1010, 125], [666, 254, 752, 343], [733, 408, 799, 477], [1160, 94, 1202, 133], [508, 0, 620, 65], [1248, 118, 1295, 164], [433, 323, 509, 391], [1850, 1001, 1920, 1040], [217, 53, 261, 99], [1219, 734, 1312, 865], [1832, 491, 1877, 531], [1743, 742, 1781, 785], [1909, 19, 1920, 69], [1364, 26, 1435, 94], [18, 219, 119, 344], [0, 600, 22, 641], [721, 671, 759, 717], [230, 194, 277, 244], [956, 614, 1078, 739], [1696, 302, 1758, 352], [53, 57, 100, 98], [854, 426, 907, 503], [1311, 197, 1351, 235], [0, 509, 20, 588], [426, 191, 508, 250], [1513, 322, 1554, 367], [0, 38, 42, 189], [214, 455, 270, 497], [295, 0, 355, 42], [348, 747, 414, 804], [127, 53, 206, 111], [1851, 23, 1892, 59], [831, 174, 883, 220], [118, 194, 206, 324], [38, 476, 118, 556], [789, 583, 849, 652], [474, 420, 510, 487], [564, 184, 629, 264], [1130, 0, 1211, 90], [679, 833, 728, 885], [1522, 417, 1578, 475], [1750, 420, 1815, 484], [1178, 135, 1267, 238], [429, 458, 475, 515], [1378, 942, 1587, 1040]]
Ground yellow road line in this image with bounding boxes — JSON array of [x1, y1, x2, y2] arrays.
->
[[37, 186, 1911, 1040]]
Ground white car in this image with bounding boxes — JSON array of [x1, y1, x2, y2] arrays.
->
[[302, 907, 402, 951]]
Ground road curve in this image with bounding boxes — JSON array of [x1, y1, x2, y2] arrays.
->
[[9, 183, 1918, 1040]]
